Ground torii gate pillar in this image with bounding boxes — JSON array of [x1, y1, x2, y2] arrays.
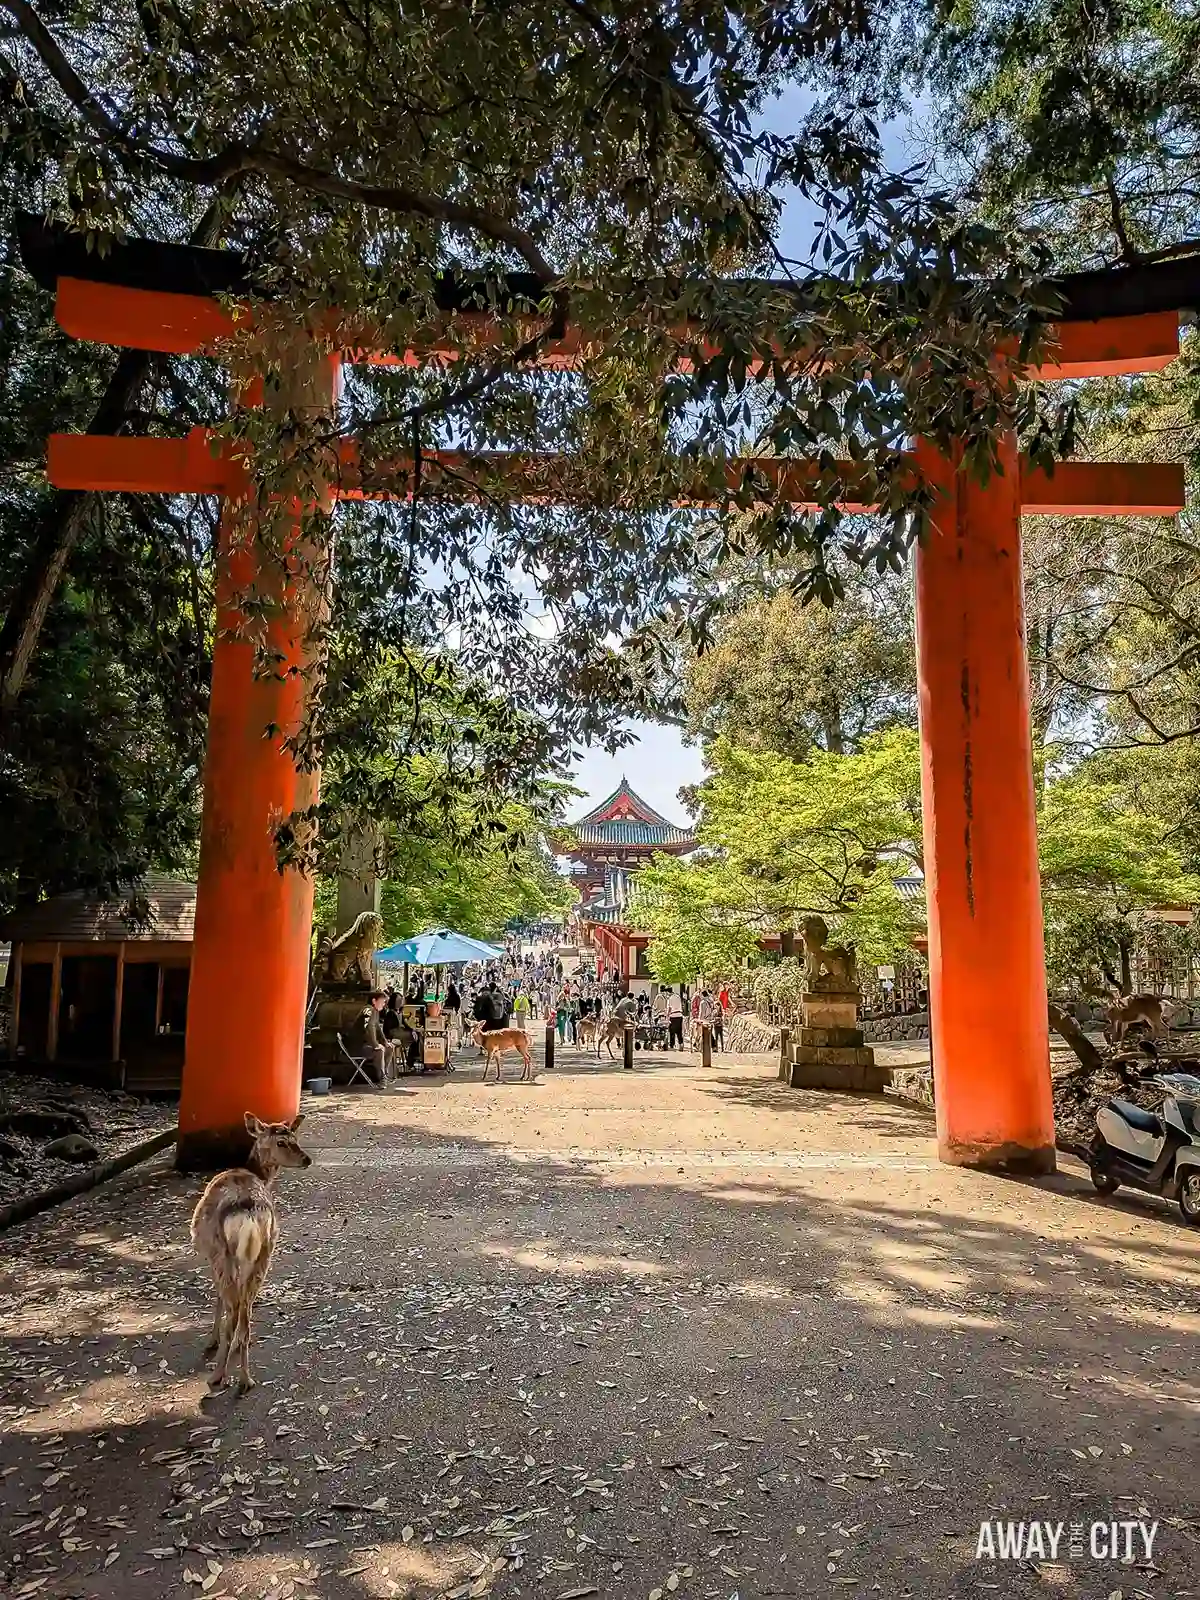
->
[[177, 349, 340, 1171], [914, 433, 1056, 1172]]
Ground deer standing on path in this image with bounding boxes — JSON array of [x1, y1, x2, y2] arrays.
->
[[470, 1022, 535, 1082], [191, 1113, 312, 1394]]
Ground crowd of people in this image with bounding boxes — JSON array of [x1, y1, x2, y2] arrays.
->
[[348, 933, 737, 1081]]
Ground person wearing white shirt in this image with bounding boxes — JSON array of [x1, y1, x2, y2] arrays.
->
[[665, 988, 685, 1050]]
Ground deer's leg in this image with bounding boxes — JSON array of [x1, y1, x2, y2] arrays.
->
[[232, 1294, 257, 1394], [209, 1286, 237, 1389], [203, 1294, 226, 1360]]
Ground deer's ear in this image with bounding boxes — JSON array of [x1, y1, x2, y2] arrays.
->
[[244, 1113, 264, 1136], [290, 1114, 305, 1131]]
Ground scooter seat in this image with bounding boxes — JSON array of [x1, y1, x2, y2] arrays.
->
[[1108, 1098, 1162, 1135]]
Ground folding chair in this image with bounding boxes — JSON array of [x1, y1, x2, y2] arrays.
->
[[337, 1032, 375, 1088]]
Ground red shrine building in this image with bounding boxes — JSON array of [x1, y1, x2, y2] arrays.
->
[[564, 779, 695, 985]]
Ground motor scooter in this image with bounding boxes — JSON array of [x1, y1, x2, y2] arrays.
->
[[1089, 1072, 1200, 1226]]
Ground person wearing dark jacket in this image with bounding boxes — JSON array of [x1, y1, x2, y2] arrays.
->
[[473, 982, 509, 1032], [490, 983, 511, 1029]]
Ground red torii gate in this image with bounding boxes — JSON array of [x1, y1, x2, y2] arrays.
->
[[19, 220, 1191, 1173]]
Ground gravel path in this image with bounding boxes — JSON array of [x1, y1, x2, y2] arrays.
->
[[0, 1046, 1197, 1599]]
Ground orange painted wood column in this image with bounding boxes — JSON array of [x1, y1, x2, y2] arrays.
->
[[177, 349, 339, 1170], [914, 433, 1056, 1173]]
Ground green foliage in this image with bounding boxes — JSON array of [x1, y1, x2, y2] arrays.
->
[[832, 0, 1200, 1001], [3, 0, 1195, 948], [751, 961, 807, 1024], [630, 730, 925, 981], [0, 577, 203, 907], [0, 231, 216, 910], [2, 0, 1077, 742], [631, 856, 765, 985], [685, 570, 916, 759], [379, 808, 576, 945], [863, 0, 1200, 756], [1038, 757, 1200, 992], [313, 797, 575, 946], [633, 717, 1200, 997], [873, 0, 1200, 270]]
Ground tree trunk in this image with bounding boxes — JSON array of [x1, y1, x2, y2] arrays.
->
[[819, 703, 845, 755], [1119, 936, 1133, 996], [1047, 1001, 1104, 1073], [0, 194, 234, 727]]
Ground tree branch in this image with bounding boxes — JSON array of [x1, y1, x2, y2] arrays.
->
[[4, 0, 556, 281], [404, 297, 569, 426], [1104, 172, 1139, 265], [247, 150, 557, 281]]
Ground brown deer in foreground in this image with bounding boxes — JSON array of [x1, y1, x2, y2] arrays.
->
[[191, 1113, 312, 1394]]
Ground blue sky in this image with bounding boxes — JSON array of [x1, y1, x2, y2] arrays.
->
[[568, 87, 919, 821]]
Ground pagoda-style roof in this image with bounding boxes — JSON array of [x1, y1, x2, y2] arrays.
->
[[570, 778, 694, 850], [572, 819, 694, 847]]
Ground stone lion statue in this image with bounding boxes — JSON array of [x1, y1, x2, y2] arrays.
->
[[317, 910, 384, 985], [801, 915, 857, 990]]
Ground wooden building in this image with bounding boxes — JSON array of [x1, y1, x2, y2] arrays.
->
[[0, 876, 195, 1091]]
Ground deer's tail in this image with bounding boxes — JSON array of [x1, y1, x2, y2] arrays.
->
[[222, 1211, 269, 1273]]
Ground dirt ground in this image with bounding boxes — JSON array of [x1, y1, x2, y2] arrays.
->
[[1, 1041, 1197, 1599]]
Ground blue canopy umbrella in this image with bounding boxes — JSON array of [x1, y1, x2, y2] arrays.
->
[[376, 929, 504, 966]]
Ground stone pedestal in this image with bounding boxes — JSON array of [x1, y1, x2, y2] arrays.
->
[[307, 982, 372, 1080], [786, 988, 891, 1094]]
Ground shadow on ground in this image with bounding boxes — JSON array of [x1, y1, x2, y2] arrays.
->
[[1, 1061, 1197, 1600]]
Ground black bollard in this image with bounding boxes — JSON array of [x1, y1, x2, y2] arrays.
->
[[778, 1024, 791, 1081], [623, 1022, 634, 1070], [701, 1021, 712, 1069], [545, 1019, 555, 1072]]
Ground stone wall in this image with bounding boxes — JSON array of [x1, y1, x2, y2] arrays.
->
[[733, 994, 1200, 1057], [724, 1012, 781, 1055], [1055, 997, 1200, 1031], [861, 1011, 930, 1042], [727, 1009, 934, 1052], [864, 998, 1200, 1043]]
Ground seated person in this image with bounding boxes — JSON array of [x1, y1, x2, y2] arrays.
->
[[382, 991, 403, 1043], [356, 990, 395, 1084], [397, 1010, 422, 1073]]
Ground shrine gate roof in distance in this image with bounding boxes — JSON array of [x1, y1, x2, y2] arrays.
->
[[570, 778, 695, 852]]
